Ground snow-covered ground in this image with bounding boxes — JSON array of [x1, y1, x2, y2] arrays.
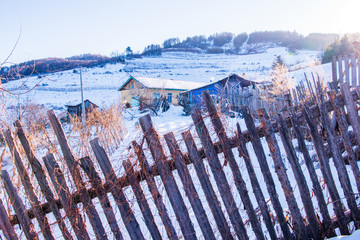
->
[[3, 48, 358, 239]]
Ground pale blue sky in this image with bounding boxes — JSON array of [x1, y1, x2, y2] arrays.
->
[[1, 0, 359, 64]]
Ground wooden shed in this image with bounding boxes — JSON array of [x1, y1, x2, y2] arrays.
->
[[65, 99, 98, 117]]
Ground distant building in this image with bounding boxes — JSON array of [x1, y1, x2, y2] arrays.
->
[[118, 76, 205, 107], [179, 74, 258, 113], [65, 99, 98, 117]]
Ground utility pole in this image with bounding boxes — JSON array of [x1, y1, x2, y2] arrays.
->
[[80, 67, 86, 126]]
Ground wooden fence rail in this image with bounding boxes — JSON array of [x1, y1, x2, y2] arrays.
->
[[1, 83, 360, 239], [332, 55, 360, 88]]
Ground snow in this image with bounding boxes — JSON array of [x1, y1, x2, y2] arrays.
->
[[328, 230, 360, 239], [3, 47, 356, 239], [124, 76, 207, 90]]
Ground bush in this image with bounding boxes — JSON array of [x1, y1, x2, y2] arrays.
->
[[322, 36, 355, 63]]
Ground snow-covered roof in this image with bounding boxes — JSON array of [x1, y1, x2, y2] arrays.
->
[[119, 76, 206, 91]]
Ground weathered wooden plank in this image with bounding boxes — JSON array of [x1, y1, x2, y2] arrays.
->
[[332, 56, 337, 86], [328, 91, 360, 194], [358, 59, 360, 86], [351, 55, 357, 86], [89, 138, 145, 240], [203, 90, 265, 240], [1, 170, 39, 240], [43, 154, 90, 240], [132, 141, 179, 240], [47, 110, 108, 240], [338, 55, 344, 84], [340, 83, 360, 147], [122, 159, 162, 240], [139, 114, 197, 240], [236, 123, 278, 240], [317, 100, 360, 229], [4, 129, 55, 240], [0, 198, 17, 240], [164, 132, 216, 240], [14, 120, 73, 240], [242, 106, 292, 239], [277, 114, 321, 239], [181, 130, 234, 240], [345, 55, 350, 84], [257, 109, 309, 239], [289, 111, 335, 238], [79, 156, 124, 240], [191, 108, 249, 240], [302, 106, 350, 235]]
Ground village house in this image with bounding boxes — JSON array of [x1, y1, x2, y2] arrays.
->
[[179, 73, 257, 113], [65, 99, 98, 117], [118, 76, 205, 107]]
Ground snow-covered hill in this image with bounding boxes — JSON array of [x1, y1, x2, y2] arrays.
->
[[2, 47, 324, 118]]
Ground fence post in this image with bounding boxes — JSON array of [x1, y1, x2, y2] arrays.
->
[[0, 198, 17, 240], [79, 156, 124, 240], [122, 159, 162, 240], [47, 110, 107, 239], [277, 114, 321, 239], [338, 55, 343, 84], [139, 114, 197, 240], [14, 120, 73, 240], [236, 123, 278, 240], [131, 141, 179, 240], [43, 154, 90, 240], [181, 130, 234, 240], [191, 108, 249, 240], [1, 170, 39, 240], [302, 106, 350, 235], [203, 90, 265, 240], [242, 106, 292, 239], [4, 129, 55, 240], [164, 132, 216, 240], [257, 109, 309, 239], [351, 55, 357, 86], [289, 112, 335, 238], [90, 138, 145, 240]]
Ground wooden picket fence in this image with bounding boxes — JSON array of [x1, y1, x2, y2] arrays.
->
[[1, 83, 360, 239], [331, 55, 360, 88]]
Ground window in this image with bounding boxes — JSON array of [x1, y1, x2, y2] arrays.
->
[[167, 93, 172, 103], [153, 92, 160, 99], [132, 96, 139, 106], [130, 83, 134, 89]]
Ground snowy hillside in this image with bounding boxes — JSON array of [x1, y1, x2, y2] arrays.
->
[[2, 47, 324, 119]]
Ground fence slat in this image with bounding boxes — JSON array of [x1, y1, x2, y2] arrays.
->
[[164, 132, 216, 240], [277, 114, 321, 239], [328, 91, 360, 194], [235, 123, 278, 240], [289, 112, 336, 237], [43, 154, 90, 240], [4, 129, 55, 240], [1, 170, 39, 240], [89, 138, 145, 240], [139, 114, 197, 240], [338, 55, 343, 84], [0, 198, 17, 240], [132, 141, 179, 240], [257, 109, 309, 239], [302, 106, 350, 235], [181, 130, 234, 240], [203, 90, 265, 240], [14, 120, 73, 240], [318, 100, 360, 229], [242, 106, 292, 239], [122, 159, 162, 240], [191, 108, 249, 240], [351, 55, 357, 86], [345, 55, 350, 84], [47, 110, 108, 240], [340, 83, 360, 147], [79, 156, 124, 240]]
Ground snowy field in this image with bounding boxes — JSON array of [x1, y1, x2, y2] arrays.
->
[[3, 47, 358, 239]]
